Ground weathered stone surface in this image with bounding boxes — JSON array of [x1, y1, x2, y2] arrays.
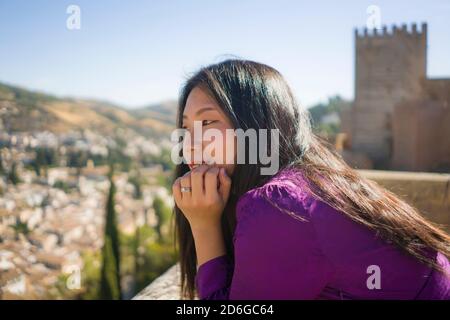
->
[[133, 264, 182, 300], [392, 100, 450, 172], [360, 170, 450, 233]]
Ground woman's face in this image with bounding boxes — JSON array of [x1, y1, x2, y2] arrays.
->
[[182, 86, 236, 176]]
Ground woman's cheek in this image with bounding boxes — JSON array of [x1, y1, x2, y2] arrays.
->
[[201, 128, 236, 175], [203, 140, 235, 175], [224, 135, 235, 165], [199, 127, 236, 166], [182, 139, 202, 164], [202, 140, 221, 164]]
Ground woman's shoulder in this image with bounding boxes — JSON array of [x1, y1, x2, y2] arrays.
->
[[233, 166, 324, 254], [235, 166, 316, 223], [234, 166, 372, 244]]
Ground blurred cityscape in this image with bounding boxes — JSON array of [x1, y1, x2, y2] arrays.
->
[[0, 82, 179, 299]]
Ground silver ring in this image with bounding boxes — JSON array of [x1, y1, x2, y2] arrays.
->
[[180, 186, 192, 193]]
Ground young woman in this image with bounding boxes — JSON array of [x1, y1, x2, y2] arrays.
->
[[172, 59, 450, 300]]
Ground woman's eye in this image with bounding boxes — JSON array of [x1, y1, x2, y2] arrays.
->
[[202, 120, 216, 126]]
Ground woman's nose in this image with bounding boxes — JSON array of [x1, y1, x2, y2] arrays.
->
[[183, 130, 203, 163]]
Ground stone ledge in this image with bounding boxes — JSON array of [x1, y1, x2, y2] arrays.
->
[[132, 264, 182, 300]]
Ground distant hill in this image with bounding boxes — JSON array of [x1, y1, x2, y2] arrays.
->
[[0, 82, 176, 138], [130, 101, 178, 129]]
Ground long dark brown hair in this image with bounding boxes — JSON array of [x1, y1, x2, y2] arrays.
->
[[172, 59, 450, 299]]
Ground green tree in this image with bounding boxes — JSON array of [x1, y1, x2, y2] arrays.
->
[[133, 221, 141, 288], [153, 195, 171, 242], [32, 160, 41, 177], [36, 147, 58, 166], [0, 152, 4, 176], [33, 147, 59, 177], [133, 239, 177, 293], [10, 219, 30, 236], [66, 150, 88, 177], [128, 174, 142, 200], [308, 95, 351, 139], [99, 169, 122, 299], [100, 238, 121, 299], [7, 162, 20, 185]]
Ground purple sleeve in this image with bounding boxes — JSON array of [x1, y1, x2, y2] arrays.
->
[[195, 254, 233, 300], [195, 182, 334, 300]]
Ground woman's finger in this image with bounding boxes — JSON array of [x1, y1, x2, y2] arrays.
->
[[218, 167, 232, 200], [172, 177, 182, 202], [204, 167, 220, 198], [180, 171, 192, 200], [191, 164, 209, 198]]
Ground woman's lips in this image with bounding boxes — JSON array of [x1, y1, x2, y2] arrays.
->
[[188, 163, 203, 170], [188, 162, 214, 170]]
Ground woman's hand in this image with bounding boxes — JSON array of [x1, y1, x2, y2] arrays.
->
[[172, 165, 232, 267], [172, 164, 232, 232]]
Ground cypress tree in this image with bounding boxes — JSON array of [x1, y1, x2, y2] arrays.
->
[[133, 219, 141, 291], [0, 153, 4, 176], [153, 196, 170, 242], [100, 168, 122, 299], [7, 162, 20, 185]]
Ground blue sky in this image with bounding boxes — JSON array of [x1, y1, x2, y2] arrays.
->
[[0, 0, 449, 108]]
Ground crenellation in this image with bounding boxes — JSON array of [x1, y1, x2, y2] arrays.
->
[[356, 23, 427, 41], [421, 22, 427, 34], [401, 23, 407, 32], [392, 25, 398, 35]]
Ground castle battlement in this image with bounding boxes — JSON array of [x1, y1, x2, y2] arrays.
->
[[354, 22, 427, 39]]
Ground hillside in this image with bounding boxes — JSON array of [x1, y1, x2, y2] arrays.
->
[[131, 101, 178, 126], [0, 82, 176, 138]]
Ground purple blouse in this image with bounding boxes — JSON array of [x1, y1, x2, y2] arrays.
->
[[194, 167, 450, 300]]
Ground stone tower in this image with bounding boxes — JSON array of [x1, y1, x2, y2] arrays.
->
[[351, 23, 427, 168]]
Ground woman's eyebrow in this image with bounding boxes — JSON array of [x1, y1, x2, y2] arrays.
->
[[182, 107, 217, 119]]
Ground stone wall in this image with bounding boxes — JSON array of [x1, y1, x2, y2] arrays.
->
[[133, 264, 184, 300], [392, 100, 450, 171], [359, 170, 450, 232]]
